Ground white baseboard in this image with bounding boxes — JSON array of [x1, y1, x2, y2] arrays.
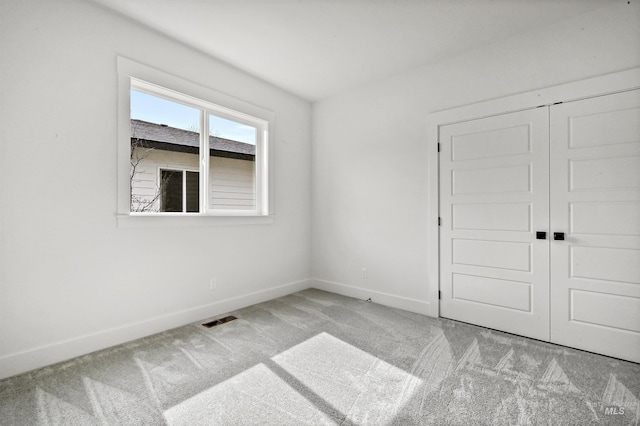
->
[[0, 279, 312, 380], [0, 279, 433, 379], [311, 278, 434, 317]]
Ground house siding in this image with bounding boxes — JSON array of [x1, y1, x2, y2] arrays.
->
[[209, 156, 256, 210], [131, 148, 255, 212]]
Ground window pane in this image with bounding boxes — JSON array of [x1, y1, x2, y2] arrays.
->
[[125, 77, 268, 216], [161, 170, 183, 212], [208, 114, 256, 211], [130, 90, 200, 213], [186, 171, 200, 213]]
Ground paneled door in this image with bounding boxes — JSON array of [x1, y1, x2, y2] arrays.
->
[[550, 89, 640, 362], [439, 108, 550, 341]]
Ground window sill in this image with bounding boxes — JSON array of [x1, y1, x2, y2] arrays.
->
[[116, 214, 274, 228]]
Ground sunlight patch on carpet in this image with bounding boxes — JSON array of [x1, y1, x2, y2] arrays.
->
[[272, 332, 422, 425], [163, 332, 422, 425], [163, 362, 334, 425]]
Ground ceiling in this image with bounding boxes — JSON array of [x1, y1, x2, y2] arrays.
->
[[92, 0, 614, 101]]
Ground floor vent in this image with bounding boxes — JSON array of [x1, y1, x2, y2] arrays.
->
[[202, 315, 237, 328]]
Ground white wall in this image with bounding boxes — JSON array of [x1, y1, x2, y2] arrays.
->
[[0, 0, 311, 378], [311, 2, 640, 312]]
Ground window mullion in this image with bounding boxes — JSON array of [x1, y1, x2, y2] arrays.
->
[[254, 125, 267, 215], [201, 110, 209, 214], [255, 127, 263, 215], [182, 170, 187, 213]]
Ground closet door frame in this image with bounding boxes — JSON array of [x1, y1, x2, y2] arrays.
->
[[426, 68, 640, 319]]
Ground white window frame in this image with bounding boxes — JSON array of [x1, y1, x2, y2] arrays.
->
[[117, 57, 274, 227]]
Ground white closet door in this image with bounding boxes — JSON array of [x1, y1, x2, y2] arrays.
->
[[439, 108, 550, 341], [550, 89, 640, 363]]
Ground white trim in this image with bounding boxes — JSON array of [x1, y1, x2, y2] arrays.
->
[[117, 214, 274, 228], [201, 110, 209, 214], [427, 120, 440, 318], [0, 279, 312, 380], [311, 279, 433, 316], [430, 67, 640, 126], [118, 57, 274, 122], [426, 67, 640, 320]]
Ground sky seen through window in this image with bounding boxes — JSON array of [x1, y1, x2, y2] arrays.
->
[[131, 90, 256, 145]]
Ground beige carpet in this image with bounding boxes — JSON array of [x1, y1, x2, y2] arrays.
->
[[1, 289, 639, 425]]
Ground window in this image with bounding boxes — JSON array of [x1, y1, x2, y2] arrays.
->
[[160, 169, 199, 213], [117, 57, 272, 222]]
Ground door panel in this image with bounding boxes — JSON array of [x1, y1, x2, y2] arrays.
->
[[451, 124, 531, 160], [550, 89, 640, 363], [571, 156, 640, 190], [453, 203, 531, 231], [439, 108, 550, 340], [452, 274, 532, 312], [453, 239, 531, 271], [453, 165, 531, 194], [571, 202, 640, 236], [570, 290, 640, 333]]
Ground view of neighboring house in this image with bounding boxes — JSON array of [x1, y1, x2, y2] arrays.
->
[[130, 119, 256, 212]]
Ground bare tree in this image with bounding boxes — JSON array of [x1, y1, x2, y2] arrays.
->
[[129, 121, 167, 212]]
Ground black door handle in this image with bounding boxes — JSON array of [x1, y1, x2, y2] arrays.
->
[[554, 232, 565, 241], [536, 231, 546, 240]]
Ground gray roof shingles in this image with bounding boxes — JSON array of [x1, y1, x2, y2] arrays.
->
[[131, 119, 255, 156]]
